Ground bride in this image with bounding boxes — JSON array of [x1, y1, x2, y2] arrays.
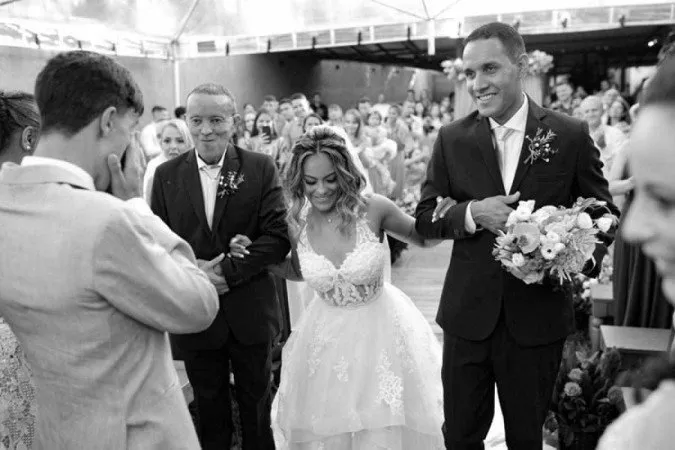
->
[[230, 125, 445, 449]]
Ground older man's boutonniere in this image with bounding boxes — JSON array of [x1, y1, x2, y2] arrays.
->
[[524, 127, 558, 165], [217, 170, 245, 198]]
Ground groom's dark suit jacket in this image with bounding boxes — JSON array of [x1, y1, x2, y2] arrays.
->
[[151, 146, 290, 359], [415, 98, 619, 347]]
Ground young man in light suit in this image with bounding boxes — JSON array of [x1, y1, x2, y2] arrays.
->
[[0, 51, 219, 449]]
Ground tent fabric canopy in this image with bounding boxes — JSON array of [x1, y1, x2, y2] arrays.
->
[[0, 0, 673, 58]]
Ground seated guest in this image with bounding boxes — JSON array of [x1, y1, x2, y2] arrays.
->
[[597, 54, 675, 450], [174, 105, 186, 121], [143, 119, 193, 204], [0, 51, 219, 450]]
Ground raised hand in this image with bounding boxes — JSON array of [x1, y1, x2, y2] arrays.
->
[[228, 234, 252, 259], [432, 196, 458, 223], [107, 134, 145, 200], [472, 192, 521, 235]]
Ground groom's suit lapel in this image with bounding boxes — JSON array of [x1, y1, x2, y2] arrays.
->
[[181, 151, 209, 232], [211, 146, 241, 231], [509, 99, 547, 196]]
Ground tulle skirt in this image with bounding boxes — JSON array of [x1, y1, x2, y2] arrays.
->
[[271, 283, 444, 449]]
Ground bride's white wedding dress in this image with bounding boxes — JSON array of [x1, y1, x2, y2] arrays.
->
[[271, 215, 445, 449]]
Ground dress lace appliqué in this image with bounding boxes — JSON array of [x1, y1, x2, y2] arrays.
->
[[375, 351, 403, 416], [0, 320, 35, 450]]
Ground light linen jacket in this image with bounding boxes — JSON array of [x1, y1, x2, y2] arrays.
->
[[0, 158, 219, 450]]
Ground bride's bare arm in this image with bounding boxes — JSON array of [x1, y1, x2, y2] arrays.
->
[[366, 194, 441, 248]]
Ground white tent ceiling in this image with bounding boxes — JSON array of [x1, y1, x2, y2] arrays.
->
[[0, 0, 673, 58]]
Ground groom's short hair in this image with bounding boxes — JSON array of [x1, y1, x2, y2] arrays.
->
[[464, 22, 526, 63], [35, 51, 143, 137]]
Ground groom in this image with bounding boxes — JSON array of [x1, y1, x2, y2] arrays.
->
[[151, 83, 290, 449], [415, 23, 619, 449]]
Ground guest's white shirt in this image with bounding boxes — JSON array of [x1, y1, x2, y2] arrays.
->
[[196, 149, 227, 229], [465, 93, 529, 233]]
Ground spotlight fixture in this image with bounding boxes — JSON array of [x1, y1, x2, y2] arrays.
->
[[648, 38, 658, 48]]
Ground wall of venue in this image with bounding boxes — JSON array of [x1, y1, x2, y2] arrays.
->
[[178, 53, 317, 110], [0, 46, 174, 128], [1, 46, 453, 126], [305, 59, 453, 108]]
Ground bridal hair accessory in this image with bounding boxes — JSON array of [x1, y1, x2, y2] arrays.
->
[[524, 127, 557, 165], [217, 170, 245, 198]]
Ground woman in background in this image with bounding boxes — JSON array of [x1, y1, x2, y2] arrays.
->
[[143, 119, 193, 204], [385, 105, 412, 201], [0, 90, 40, 450], [250, 108, 286, 172], [302, 113, 324, 133], [597, 53, 675, 450], [607, 97, 632, 135]]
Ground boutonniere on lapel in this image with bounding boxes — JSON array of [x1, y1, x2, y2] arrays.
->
[[217, 170, 245, 198], [524, 127, 558, 165]]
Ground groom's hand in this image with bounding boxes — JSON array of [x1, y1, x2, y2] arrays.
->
[[472, 192, 521, 235]]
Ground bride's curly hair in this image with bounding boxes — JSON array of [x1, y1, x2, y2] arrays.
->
[[284, 125, 367, 237]]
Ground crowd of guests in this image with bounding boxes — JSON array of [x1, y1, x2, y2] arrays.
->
[[138, 89, 456, 207]]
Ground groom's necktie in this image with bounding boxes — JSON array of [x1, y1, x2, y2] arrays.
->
[[493, 126, 515, 192]]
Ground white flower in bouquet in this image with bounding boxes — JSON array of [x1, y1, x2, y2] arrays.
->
[[576, 212, 593, 229], [512, 222, 541, 254], [544, 231, 561, 244], [541, 242, 565, 260], [511, 253, 526, 267], [513, 200, 536, 222], [596, 216, 613, 233], [531, 205, 558, 225]]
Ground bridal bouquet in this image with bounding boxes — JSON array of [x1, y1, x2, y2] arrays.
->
[[492, 198, 617, 285]]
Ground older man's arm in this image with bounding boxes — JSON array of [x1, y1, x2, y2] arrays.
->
[[93, 201, 219, 334], [219, 158, 291, 288]]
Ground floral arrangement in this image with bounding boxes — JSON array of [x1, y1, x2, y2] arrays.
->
[[524, 127, 558, 165], [550, 344, 623, 449], [440, 58, 465, 82], [441, 50, 553, 80], [528, 50, 554, 75], [493, 198, 618, 285], [217, 170, 245, 198]]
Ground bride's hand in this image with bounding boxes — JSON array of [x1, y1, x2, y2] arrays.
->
[[228, 234, 252, 259], [432, 196, 458, 223]]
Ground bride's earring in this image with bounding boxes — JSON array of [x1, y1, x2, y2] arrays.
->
[[23, 144, 31, 152]]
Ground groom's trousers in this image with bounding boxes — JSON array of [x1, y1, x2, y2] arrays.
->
[[184, 334, 275, 450], [441, 310, 564, 450]]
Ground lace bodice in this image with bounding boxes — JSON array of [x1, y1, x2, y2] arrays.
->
[[298, 216, 388, 308]]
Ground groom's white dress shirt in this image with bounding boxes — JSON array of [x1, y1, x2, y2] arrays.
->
[[0, 155, 219, 450], [465, 93, 529, 233]]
